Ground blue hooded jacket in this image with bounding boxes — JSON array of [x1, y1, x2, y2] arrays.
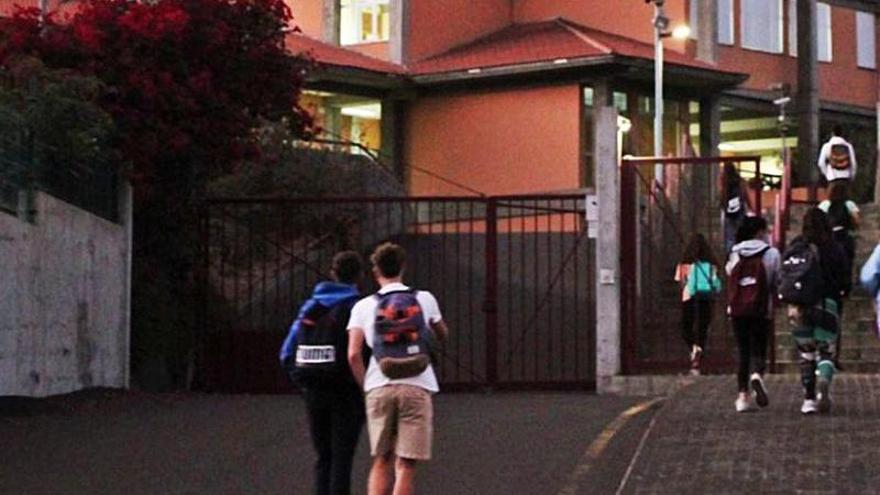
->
[[279, 281, 361, 367]]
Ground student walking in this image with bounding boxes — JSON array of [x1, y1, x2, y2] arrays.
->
[[725, 217, 780, 412], [817, 125, 857, 185], [721, 163, 753, 253], [778, 209, 849, 415], [859, 233, 880, 338], [347, 242, 448, 495], [279, 251, 366, 495], [675, 233, 722, 375], [818, 180, 859, 367]]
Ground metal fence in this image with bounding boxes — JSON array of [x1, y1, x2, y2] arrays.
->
[[620, 156, 774, 374], [0, 134, 119, 222], [197, 194, 596, 392]]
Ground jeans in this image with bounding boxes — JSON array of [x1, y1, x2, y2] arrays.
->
[[304, 386, 366, 495], [732, 317, 770, 392]]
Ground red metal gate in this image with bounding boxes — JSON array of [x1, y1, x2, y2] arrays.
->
[[197, 194, 595, 392], [620, 156, 775, 374]]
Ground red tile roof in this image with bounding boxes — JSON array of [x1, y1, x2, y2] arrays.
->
[[409, 18, 725, 75], [286, 32, 406, 75]]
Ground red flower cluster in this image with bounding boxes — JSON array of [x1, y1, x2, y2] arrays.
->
[[0, 0, 312, 191]]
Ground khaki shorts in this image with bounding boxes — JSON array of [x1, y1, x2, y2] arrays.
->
[[365, 385, 433, 461]]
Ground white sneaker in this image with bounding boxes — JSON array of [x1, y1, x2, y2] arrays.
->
[[801, 399, 818, 415], [735, 394, 757, 413], [750, 373, 769, 408], [817, 379, 832, 414]]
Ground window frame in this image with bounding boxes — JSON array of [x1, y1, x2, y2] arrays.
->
[[788, 1, 834, 62], [718, 0, 734, 45], [817, 2, 833, 63], [740, 0, 784, 54], [339, 0, 391, 46], [857, 11, 876, 69]]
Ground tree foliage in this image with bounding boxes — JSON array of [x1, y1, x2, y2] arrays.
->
[[0, 0, 312, 191]]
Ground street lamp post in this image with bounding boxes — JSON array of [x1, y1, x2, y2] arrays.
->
[[653, 1, 667, 165], [649, 0, 689, 185]]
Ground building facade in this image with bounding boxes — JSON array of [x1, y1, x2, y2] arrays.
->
[[288, 0, 880, 200]]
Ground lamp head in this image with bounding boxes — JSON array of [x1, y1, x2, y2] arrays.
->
[[671, 25, 691, 39]]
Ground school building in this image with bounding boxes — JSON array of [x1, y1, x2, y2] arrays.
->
[[287, 0, 880, 201]]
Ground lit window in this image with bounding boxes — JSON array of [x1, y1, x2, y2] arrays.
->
[[340, 0, 391, 45], [857, 11, 875, 69], [718, 0, 734, 45], [741, 0, 783, 53], [789, 1, 833, 62]]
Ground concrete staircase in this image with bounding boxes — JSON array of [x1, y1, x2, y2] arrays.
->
[[774, 203, 880, 373]]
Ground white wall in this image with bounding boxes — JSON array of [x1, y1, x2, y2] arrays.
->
[[0, 191, 130, 397]]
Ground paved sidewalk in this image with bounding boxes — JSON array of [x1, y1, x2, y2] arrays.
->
[[619, 374, 880, 495]]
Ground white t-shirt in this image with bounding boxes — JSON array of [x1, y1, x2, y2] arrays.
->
[[347, 283, 443, 393]]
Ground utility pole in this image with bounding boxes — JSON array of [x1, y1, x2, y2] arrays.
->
[[796, 0, 819, 198]]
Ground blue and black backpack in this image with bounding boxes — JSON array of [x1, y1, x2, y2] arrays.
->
[[287, 296, 359, 389]]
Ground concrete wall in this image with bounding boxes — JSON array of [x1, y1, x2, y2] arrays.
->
[[0, 191, 130, 397]]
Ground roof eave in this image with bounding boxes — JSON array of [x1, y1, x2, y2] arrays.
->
[[305, 64, 411, 93], [614, 56, 749, 90], [409, 55, 618, 85]]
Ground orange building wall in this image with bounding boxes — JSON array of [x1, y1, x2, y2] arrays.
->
[[713, 3, 877, 109], [406, 85, 581, 196], [818, 7, 878, 108], [406, 0, 512, 62], [512, 0, 688, 53], [288, 0, 323, 39]]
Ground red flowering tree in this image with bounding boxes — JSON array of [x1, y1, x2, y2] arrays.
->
[[0, 0, 313, 388], [1, 0, 312, 188]]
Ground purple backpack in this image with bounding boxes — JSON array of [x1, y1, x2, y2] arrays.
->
[[372, 289, 434, 379]]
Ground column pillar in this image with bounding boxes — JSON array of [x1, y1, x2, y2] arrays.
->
[[593, 81, 621, 392]]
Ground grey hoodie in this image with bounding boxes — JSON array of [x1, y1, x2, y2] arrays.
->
[[726, 239, 782, 319]]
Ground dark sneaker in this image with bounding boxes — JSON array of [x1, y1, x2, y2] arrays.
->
[[750, 373, 769, 408], [817, 379, 832, 414]]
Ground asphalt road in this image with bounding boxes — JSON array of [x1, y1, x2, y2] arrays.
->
[[0, 389, 649, 495]]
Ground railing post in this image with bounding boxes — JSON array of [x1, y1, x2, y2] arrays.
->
[[483, 198, 499, 387]]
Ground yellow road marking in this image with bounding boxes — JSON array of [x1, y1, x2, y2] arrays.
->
[[556, 398, 664, 495]]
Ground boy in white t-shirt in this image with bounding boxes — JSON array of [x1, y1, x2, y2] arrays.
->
[[347, 242, 448, 495]]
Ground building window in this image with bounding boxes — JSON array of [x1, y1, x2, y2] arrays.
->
[[817, 3, 832, 62], [340, 0, 390, 46], [789, 1, 833, 62], [718, 0, 734, 45], [857, 11, 876, 69], [689, 0, 699, 39], [741, 0, 783, 53]]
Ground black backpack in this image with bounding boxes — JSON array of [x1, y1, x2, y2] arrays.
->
[[288, 297, 359, 389], [778, 239, 823, 306], [724, 183, 745, 219], [826, 201, 853, 233]]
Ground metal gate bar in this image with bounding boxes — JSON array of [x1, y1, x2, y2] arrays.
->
[[197, 194, 595, 392]]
